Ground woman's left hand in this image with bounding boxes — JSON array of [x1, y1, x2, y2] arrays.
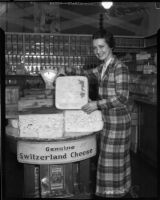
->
[[81, 101, 98, 114]]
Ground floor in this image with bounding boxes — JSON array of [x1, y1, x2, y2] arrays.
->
[[2, 137, 158, 199]]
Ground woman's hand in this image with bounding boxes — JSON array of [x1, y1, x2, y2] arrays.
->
[[81, 101, 98, 114]]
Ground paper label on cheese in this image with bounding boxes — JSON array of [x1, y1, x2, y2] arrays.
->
[[55, 76, 88, 109], [19, 114, 64, 138], [64, 110, 104, 133]]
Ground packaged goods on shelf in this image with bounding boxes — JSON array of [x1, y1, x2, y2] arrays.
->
[[5, 33, 95, 75], [143, 64, 157, 74], [136, 51, 151, 60]]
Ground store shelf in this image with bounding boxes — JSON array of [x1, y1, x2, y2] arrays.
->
[[5, 32, 157, 76], [5, 32, 100, 76], [5, 32, 157, 100]]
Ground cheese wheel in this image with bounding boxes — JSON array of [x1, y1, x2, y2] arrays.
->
[[64, 110, 104, 134], [55, 76, 88, 109], [19, 113, 64, 138]]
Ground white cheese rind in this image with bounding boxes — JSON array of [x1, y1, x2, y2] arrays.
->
[[19, 114, 64, 138], [64, 110, 104, 134], [55, 76, 88, 109]]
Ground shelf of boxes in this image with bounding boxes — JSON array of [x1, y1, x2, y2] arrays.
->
[[5, 32, 157, 101], [114, 35, 144, 49], [129, 50, 157, 102], [5, 33, 100, 76], [129, 73, 157, 99], [5, 33, 147, 77]]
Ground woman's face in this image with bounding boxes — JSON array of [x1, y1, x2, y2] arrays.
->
[[93, 38, 112, 62]]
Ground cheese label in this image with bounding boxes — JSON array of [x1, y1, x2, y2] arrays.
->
[[17, 134, 96, 164]]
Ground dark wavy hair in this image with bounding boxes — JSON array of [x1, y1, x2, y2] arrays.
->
[[92, 29, 115, 49]]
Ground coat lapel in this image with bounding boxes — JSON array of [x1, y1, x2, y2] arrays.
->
[[101, 63, 112, 82], [98, 63, 103, 82], [101, 57, 115, 82]]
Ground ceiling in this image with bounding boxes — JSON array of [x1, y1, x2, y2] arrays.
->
[[0, 2, 160, 36]]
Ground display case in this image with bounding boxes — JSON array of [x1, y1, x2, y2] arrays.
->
[[116, 42, 157, 104], [129, 49, 157, 103]]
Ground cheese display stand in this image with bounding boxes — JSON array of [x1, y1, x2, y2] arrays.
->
[[5, 73, 103, 198]]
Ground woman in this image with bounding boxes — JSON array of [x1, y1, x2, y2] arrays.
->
[[60, 29, 132, 198]]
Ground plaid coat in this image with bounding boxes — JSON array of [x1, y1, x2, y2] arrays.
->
[[67, 55, 132, 198]]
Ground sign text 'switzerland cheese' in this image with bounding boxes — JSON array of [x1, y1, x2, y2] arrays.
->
[[17, 135, 96, 164]]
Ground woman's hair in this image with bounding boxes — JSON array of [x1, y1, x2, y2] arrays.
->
[[92, 29, 115, 49]]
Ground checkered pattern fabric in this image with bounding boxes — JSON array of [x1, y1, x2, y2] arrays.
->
[[66, 55, 132, 198]]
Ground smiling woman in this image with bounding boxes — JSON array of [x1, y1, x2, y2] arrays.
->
[[61, 28, 132, 198]]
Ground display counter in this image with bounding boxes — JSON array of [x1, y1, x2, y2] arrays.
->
[[5, 74, 105, 198], [6, 125, 98, 198]]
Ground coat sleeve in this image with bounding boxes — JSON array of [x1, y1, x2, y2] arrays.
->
[[97, 62, 130, 110]]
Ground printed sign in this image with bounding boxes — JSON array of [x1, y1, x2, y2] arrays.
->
[[17, 134, 96, 164]]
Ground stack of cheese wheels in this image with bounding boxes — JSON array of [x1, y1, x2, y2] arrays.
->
[[18, 76, 103, 139]]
